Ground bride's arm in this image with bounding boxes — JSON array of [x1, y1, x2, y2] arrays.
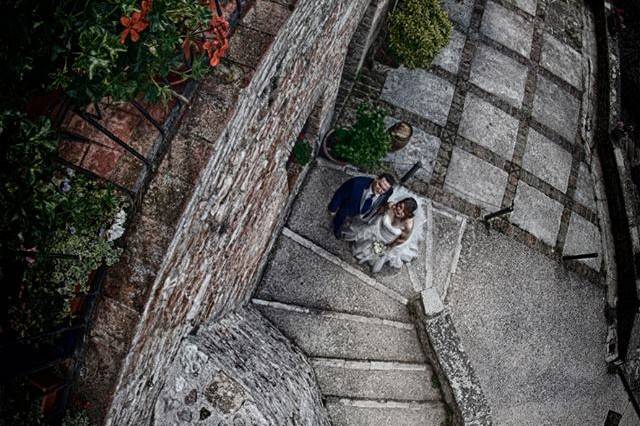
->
[[388, 218, 414, 248]]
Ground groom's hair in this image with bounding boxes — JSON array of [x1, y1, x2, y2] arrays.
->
[[400, 198, 418, 218], [378, 173, 396, 186]]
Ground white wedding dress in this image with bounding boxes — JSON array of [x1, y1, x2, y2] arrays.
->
[[344, 186, 425, 273]]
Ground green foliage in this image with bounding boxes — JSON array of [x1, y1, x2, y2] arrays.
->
[[388, 0, 452, 69], [333, 104, 391, 171], [62, 410, 92, 426], [293, 139, 312, 166], [0, 113, 126, 337], [51, 0, 214, 106]]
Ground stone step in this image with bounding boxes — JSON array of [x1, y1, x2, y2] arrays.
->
[[325, 397, 448, 426], [256, 234, 410, 322], [253, 299, 425, 363], [310, 357, 441, 402]]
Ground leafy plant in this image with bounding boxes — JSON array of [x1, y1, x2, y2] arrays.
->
[[0, 113, 126, 337], [293, 139, 312, 166], [50, 0, 230, 106], [62, 410, 92, 426], [388, 0, 452, 69], [333, 103, 392, 171]]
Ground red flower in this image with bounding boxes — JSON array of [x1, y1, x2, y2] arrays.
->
[[203, 15, 230, 67], [120, 11, 149, 44]]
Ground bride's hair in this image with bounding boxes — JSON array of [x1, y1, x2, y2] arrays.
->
[[400, 198, 418, 218]]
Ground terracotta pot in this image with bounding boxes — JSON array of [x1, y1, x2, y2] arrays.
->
[[321, 130, 348, 166], [388, 121, 413, 152]]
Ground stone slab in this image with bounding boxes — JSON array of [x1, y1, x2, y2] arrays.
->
[[326, 400, 447, 426], [470, 44, 528, 108], [481, 1, 534, 57], [432, 209, 464, 298], [563, 213, 601, 271], [312, 363, 440, 401], [458, 92, 520, 159], [511, 181, 564, 246], [256, 236, 411, 322], [540, 32, 583, 89], [255, 304, 426, 363], [447, 221, 627, 424], [382, 67, 455, 127], [441, 0, 475, 29], [433, 28, 466, 74], [444, 147, 509, 210], [384, 118, 441, 182], [522, 129, 573, 192], [155, 307, 330, 426], [509, 0, 537, 15], [574, 162, 597, 210], [532, 75, 581, 142]]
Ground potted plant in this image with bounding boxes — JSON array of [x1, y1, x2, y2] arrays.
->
[[322, 103, 392, 171], [386, 0, 452, 69], [388, 121, 413, 151]]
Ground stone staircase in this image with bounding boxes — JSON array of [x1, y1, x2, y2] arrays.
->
[[252, 164, 468, 425]]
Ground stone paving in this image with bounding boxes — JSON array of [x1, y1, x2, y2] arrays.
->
[[340, 0, 603, 278]]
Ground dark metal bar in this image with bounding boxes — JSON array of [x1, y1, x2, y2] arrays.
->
[[84, 102, 102, 121], [74, 109, 151, 168], [562, 253, 599, 261], [400, 161, 422, 183], [214, 0, 223, 16], [131, 101, 166, 136], [483, 206, 514, 222], [55, 157, 136, 199]]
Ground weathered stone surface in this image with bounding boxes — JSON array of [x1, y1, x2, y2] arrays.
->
[[447, 221, 627, 425], [470, 44, 528, 107], [433, 29, 466, 74], [441, 0, 474, 29], [256, 235, 411, 322], [104, 0, 373, 422], [312, 361, 440, 401], [384, 117, 441, 182], [155, 307, 330, 425], [522, 129, 573, 192], [325, 399, 448, 426], [532, 75, 581, 142], [481, 1, 534, 57], [574, 162, 597, 210], [563, 213, 601, 271], [511, 181, 564, 246], [509, 0, 537, 15], [256, 302, 426, 363], [459, 92, 519, 159], [382, 67, 455, 126], [412, 302, 492, 425], [444, 148, 508, 210], [540, 32, 583, 89]]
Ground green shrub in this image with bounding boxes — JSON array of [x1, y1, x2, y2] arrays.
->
[[333, 103, 391, 171], [293, 139, 312, 166], [388, 0, 452, 69]]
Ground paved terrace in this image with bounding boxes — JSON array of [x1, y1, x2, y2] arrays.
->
[[254, 0, 640, 424]]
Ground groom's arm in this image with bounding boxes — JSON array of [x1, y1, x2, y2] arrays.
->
[[328, 178, 354, 213]]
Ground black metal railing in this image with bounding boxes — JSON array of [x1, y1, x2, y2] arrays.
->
[[0, 0, 249, 422]]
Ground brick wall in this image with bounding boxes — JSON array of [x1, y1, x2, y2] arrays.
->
[[94, 0, 373, 423]]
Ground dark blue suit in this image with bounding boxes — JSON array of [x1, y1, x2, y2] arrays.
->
[[328, 176, 393, 237]]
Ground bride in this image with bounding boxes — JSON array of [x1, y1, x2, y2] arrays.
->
[[344, 187, 424, 273]]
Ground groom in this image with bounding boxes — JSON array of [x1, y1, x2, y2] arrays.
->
[[328, 173, 395, 239]]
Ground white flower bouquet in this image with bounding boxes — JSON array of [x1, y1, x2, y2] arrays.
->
[[372, 240, 385, 255]]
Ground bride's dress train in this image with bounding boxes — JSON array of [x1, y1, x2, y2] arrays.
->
[[343, 186, 425, 273]]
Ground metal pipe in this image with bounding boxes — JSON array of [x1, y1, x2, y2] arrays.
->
[[483, 206, 514, 222], [562, 253, 599, 261], [400, 161, 422, 183]]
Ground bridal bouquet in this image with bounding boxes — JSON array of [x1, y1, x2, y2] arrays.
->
[[372, 240, 386, 255]]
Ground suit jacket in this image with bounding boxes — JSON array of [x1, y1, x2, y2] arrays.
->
[[328, 176, 393, 219]]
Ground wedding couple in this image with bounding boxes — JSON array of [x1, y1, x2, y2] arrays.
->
[[328, 173, 424, 273]]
